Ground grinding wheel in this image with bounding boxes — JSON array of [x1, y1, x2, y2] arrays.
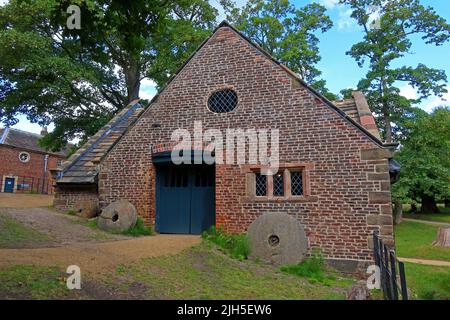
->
[[248, 213, 308, 265], [97, 200, 137, 232]]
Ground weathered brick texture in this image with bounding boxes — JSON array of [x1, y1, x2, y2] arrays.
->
[[0, 145, 61, 192], [98, 26, 394, 262], [54, 185, 98, 213], [65, 26, 395, 266]]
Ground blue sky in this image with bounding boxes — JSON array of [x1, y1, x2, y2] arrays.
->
[[6, 0, 450, 135]]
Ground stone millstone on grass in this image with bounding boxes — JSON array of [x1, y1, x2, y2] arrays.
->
[[97, 200, 137, 233], [433, 227, 450, 247], [247, 213, 308, 265]]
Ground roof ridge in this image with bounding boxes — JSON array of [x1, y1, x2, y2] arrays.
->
[[138, 21, 392, 148]]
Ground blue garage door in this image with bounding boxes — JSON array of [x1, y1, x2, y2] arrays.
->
[[3, 178, 15, 193], [156, 165, 215, 234]]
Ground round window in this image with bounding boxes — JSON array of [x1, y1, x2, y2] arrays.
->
[[207, 89, 238, 113], [19, 152, 30, 163]]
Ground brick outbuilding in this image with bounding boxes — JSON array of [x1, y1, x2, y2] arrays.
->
[[0, 127, 70, 194], [54, 22, 397, 272]]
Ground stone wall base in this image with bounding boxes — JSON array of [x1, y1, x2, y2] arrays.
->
[[54, 184, 99, 215], [325, 258, 373, 276]]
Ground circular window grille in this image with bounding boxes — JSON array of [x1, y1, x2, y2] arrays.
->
[[207, 89, 238, 113], [19, 152, 30, 163]]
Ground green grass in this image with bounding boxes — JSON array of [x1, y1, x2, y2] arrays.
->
[[73, 217, 152, 237], [395, 221, 450, 262], [0, 215, 52, 248], [403, 263, 450, 300], [280, 252, 354, 287], [115, 244, 352, 299], [202, 227, 250, 260], [121, 217, 152, 236], [65, 209, 77, 216], [0, 265, 71, 299]]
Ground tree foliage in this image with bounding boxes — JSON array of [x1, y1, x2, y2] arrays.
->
[[392, 107, 450, 212], [0, 0, 218, 150], [222, 0, 336, 99], [340, 0, 450, 142]]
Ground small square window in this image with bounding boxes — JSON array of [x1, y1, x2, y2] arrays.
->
[[255, 173, 267, 196], [291, 171, 303, 196], [273, 173, 284, 197]]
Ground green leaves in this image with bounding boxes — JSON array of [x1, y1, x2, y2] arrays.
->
[[340, 0, 450, 142], [224, 0, 334, 96], [393, 107, 450, 204], [0, 0, 219, 150]]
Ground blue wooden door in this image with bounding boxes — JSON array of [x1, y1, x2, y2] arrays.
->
[[156, 165, 215, 234], [4, 178, 14, 193]]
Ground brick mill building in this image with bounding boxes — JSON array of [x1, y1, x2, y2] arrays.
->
[[54, 22, 397, 271], [0, 127, 70, 193]]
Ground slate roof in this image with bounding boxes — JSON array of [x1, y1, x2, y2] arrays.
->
[[56, 100, 144, 184], [0, 127, 71, 157]]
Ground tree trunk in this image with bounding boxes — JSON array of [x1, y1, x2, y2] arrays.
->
[[393, 199, 403, 225], [411, 203, 418, 214], [124, 59, 141, 103], [382, 106, 392, 143], [445, 199, 450, 208], [421, 194, 439, 214]]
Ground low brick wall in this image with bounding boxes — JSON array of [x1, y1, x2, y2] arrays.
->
[[54, 184, 98, 213]]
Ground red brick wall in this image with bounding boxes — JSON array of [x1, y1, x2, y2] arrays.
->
[[97, 26, 393, 264], [0, 145, 62, 192], [54, 185, 98, 212]]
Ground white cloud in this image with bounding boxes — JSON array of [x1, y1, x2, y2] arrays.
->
[[315, 0, 340, 9], [399, 84, 449, 113], [419, 86, 450, 113], [337, 8, 356, 30], [399, 84, 418, 100], [140, 78, 157, 101]]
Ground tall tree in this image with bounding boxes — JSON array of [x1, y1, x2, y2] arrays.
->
[[340, 0, 450, 143], [392, 107, 450, 213], [222, 0, 336, 100], [0, 0, 218, 150]]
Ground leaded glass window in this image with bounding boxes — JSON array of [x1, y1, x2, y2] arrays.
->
[[207, 89, 238, 113], [255, 173, 267, 196], [291, 171, 303, 196], [273, 173, 284, 197]]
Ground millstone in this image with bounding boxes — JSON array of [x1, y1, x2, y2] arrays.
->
[[97, 200, 137, 233], [73, 199, 98, 219], [248, 213, 308, 265]]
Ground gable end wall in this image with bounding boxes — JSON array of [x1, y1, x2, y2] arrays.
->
[[95, 26, 393, 269]]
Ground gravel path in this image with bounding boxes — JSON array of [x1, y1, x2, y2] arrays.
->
[[0, 235, 201, 275], [0, 207, 201, 275], [399, 257, 450, 267], [0, 208, 127, 246], [0, 193, 54, 208], [403, 218, 450, 227]]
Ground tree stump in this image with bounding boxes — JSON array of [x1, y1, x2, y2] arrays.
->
[[433, 228, 450, 247]]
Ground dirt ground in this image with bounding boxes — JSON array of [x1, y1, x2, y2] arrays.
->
[[0, 193, 54, 208], [0, 207, 201, 275], [0, 207, 128, 246], [0, 235, 201, 276]]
